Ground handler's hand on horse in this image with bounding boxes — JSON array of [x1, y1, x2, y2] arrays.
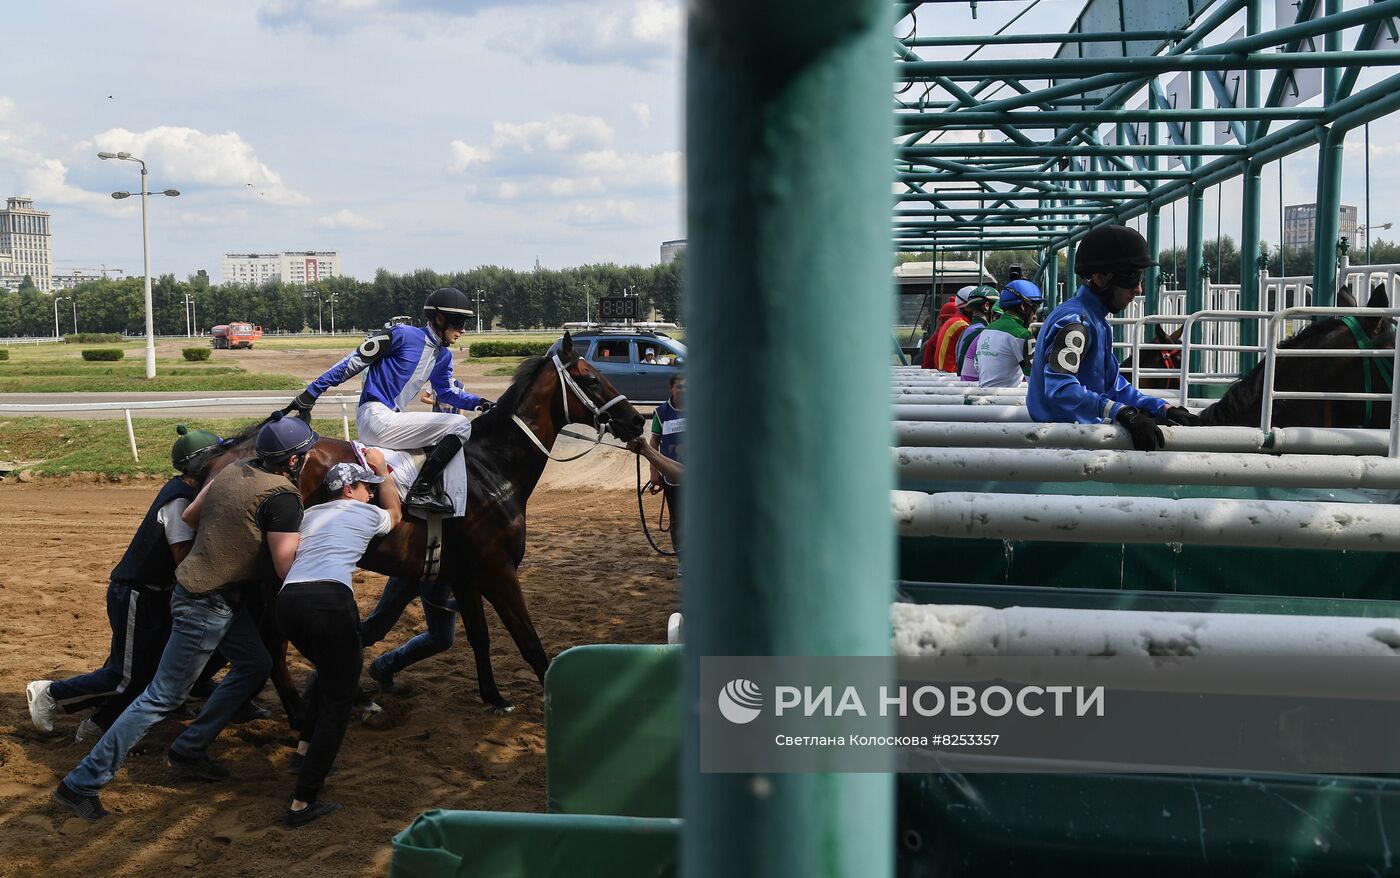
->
[[1162, 405, 1201, 427], [626, 437, 646, 455]]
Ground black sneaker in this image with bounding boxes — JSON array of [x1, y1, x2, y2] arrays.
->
[[229, 700, 271, 724], [404, 485, 453, 515], [167, 749, 231, 781], [286, 752, 341, 775], [52, 782, 108, 822], [367, 660, 398, 694], [285, 800, 341, 828]]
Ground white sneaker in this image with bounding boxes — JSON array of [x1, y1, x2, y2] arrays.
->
[[26, 681, 56, 733], [74, 718, 102, 743]]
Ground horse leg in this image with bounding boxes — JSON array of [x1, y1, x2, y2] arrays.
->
[[458, 587, 511, 713], [481, 568, 549, 685]]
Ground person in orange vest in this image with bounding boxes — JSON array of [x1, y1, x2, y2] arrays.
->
[[924, 286, 996, 372]]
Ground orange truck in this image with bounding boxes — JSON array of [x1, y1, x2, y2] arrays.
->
[[210, 322, 264, 349]]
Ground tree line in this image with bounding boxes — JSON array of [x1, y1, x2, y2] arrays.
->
[[1, 257, 684, 338], [899, 238, 1400, 290]]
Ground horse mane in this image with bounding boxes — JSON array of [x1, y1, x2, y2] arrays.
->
[[1200, 317, 1348, 425], [470, 355, 554, 431]]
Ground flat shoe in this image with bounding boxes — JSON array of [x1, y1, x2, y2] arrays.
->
[[285, 800, 341, 828]]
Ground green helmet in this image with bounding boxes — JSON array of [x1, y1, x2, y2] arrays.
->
[[170, 424, 221, 474]]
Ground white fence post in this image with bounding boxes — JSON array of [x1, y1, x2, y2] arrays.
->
[[124, 409, 139, 462]]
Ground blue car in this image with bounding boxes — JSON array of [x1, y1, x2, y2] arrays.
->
[[548, 329, 686, 404]]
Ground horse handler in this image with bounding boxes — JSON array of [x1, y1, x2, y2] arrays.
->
[[1027, 224, 1200, 450], [27, 425, 223, 743], [50, 413, 312, 822], [277, 455, 400, 827]]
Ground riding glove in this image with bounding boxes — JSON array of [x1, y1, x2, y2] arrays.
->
[[1162, 405, 1201, 427], [281, 390, 317, 423], [474, 400, 496, 413], [1115, 406, 1165, 452]]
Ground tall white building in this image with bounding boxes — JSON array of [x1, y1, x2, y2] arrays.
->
[[660, 239, 686, 265], [222, 251, 342, 285], [0, 197, 54, 292]]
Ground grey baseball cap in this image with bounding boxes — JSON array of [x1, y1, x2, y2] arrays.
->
[[324, 461, 386, 493]]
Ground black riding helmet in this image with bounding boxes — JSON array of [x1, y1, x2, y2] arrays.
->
[[1074, 224, 1157, 278], [423, 287, 475, 330]]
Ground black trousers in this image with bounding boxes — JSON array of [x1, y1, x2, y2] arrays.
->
[[663, 481, 681, 555], [275, 581, 363, 804]]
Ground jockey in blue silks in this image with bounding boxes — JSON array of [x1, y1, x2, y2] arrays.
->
[[1027, 224, 1200, 452], [284, 287, 490, 513]]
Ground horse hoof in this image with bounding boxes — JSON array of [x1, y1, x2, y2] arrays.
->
[[357, 700, 382, 721], [489, 704, 516, 716]]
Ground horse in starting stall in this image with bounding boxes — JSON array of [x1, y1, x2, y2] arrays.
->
[[1119, 325, 1183, 392], [202, 333, 645, 720], [1198, 285, 1395, 428]]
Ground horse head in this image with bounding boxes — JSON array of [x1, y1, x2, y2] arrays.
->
[[549, 332, 647, 441]]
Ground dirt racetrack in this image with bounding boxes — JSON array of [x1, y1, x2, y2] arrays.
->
[[0, 445, 678, 877]]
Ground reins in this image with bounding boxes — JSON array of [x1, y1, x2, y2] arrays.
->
[[511, 354, 627, 462], [1340, 315, 1394, 425]]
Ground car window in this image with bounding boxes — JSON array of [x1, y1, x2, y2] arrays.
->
[[590, 339, 632, 362]]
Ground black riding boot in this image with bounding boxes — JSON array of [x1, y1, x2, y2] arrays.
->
[[404, 435, 463, 514]]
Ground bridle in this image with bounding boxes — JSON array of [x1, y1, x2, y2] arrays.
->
[[1340, 315, 1395, 425], [512, 353, 628, 462]]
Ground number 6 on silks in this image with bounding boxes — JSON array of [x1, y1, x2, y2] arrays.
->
[[1049, 323, 1089, 374]]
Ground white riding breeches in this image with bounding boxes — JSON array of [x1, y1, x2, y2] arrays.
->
[[356, 402, 472, 450]]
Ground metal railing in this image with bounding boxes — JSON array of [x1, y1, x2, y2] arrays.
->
[[1258, 307, 1400, 456], [0, 394, 360, 461]]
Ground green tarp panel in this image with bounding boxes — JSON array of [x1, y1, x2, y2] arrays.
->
[[899, 535, 1399, 598], [390, 810, 681, 878], [544, 644, 680, 818], [898, 580, 1400, 617], [897, 773, 1400, 877]]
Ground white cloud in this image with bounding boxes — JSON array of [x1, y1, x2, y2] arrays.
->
[[315, 208, 383, 230], [447, 113, 680, 202], [500, 1, 681, 69], [81, 127, 308, 206], [566, 199, 648, 227], [631, 102, 652, 128]]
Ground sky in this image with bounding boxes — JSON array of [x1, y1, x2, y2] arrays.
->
[[896, 0, 1400, 264], [7, 1, 1400, 285], [2, 0, 683, 281]]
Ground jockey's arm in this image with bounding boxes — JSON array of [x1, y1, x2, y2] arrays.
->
[[295, 327, 395, 407], [1038, 322, 1130, 424], [429, 356, 484, 411], [182, 479, 214, 528], [1107, 369, 1169, 418]]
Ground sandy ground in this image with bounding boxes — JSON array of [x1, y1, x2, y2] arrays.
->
[[0, 443, 678, 877]]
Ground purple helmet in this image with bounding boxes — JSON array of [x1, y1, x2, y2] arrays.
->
[[256, 410, 319, 461]]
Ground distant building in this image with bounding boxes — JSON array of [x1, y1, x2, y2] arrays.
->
[[51, 272, 106, 290], [660, 239, 686, 265], [222, 251, 342, 285], [1284, 203, 1357, 251], [0, 197, 54, 292]]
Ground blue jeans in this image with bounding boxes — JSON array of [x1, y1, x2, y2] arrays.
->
[[360, 577, 455, 677], [63, 586, 272, 796]]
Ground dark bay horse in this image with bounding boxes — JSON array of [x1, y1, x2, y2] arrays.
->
[[205, 333, 646, 717], [1120, 324, 1182, 391], [1199, 285, 1395, 428]]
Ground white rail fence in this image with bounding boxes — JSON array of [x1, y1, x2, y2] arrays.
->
[[0, 394, 359, 462]]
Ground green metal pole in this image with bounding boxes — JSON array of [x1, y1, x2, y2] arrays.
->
[[684, 3, 894, 878], [1145, 87, 1162, 315], [1312, 0, 1344, 306], [1187, 73, 1207, 379], [1239, 0, 1263, 371]]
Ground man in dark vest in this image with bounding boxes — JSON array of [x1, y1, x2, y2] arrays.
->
[[646, 372, 685, 558], [51, 412, 313, 822], [27, 425, 222, 742]]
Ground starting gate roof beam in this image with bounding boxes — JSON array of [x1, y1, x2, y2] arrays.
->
[[899, 51, 1400, 82], [898, 144, 1244, 157], [897, 170, 1191, 182], [897, 191, 1140, 201], [896, 106, 1328, 132], [902, 29, 1189, 48], [895, 207, 1118, 216]]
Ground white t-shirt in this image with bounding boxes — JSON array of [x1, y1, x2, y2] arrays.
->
[[975, 329, 1029, 389], [283, 499, 393, 590], [157, 498, 195, 544]]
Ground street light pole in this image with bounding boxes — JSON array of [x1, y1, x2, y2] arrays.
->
[[475, 289, 484, 333], [99, 151, 178, 379], [328, 292, 337, 334], [71, 297, 78, 334], [53, 296, 66, 338]]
